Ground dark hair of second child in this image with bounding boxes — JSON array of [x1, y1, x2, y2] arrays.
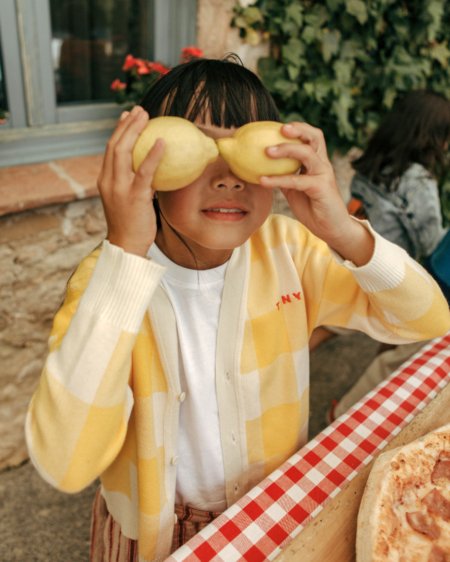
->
[[352, 90, 450, 190]]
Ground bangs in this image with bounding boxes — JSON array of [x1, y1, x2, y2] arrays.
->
[[139, 55, 280, 127]]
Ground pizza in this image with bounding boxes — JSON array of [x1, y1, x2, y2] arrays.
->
[[356, 423, 450, 561]]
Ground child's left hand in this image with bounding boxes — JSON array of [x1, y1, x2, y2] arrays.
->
[[260, 122, 374, 266]]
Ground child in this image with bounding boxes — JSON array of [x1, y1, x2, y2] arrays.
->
[[350, 89, 450, 295], [25, 57, 450, 562], [331, 90, 450, 420]]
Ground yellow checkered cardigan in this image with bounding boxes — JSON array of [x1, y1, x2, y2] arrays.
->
[[26, 214, 449, 562]]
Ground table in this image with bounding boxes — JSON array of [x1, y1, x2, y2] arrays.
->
[[166, 332, 450, 562]]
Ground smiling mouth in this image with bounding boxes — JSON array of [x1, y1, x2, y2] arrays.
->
[[206, 208, 244, 213], [202, 207, 247, 220]]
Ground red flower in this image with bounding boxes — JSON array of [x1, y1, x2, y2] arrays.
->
[[114, 47, 204, 106], [122, 54, 138, 71], [181, 46, 203, 61], [136, 59, 151, 75], [110, 79, 126, 91], [148, 62, 170, 75]]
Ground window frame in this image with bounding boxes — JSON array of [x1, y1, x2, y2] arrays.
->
[[0, 0, 197, 167]]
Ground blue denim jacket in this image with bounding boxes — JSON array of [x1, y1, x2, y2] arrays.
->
[[351, 163, 448, 260]]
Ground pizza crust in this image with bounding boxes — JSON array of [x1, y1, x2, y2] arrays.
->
[[356, 423, 450, 562]]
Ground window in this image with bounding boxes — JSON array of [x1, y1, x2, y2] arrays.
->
[[50, 0, 154, 105], [0, 40, 7, 122], [0, 0, 197, 167]]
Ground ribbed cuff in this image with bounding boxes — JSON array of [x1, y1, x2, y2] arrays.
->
[[332, 220, 407, 293], [78, 240, 166, 332]]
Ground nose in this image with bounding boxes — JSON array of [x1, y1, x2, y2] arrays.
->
[[212, 172, 245, 191]]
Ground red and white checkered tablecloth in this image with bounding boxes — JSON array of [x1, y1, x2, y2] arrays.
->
[[167, 332, 450, 562]]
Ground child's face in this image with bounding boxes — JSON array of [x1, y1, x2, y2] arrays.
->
[[155, 121, 273, 269]]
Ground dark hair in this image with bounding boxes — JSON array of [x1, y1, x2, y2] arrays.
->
[[139, 54, 280, 126], [352, 90, 450, 190], [141, 55, 280, 235]]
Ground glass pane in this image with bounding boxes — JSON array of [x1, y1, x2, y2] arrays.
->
[[49, 0, 153, 104], [0, 37, 8, 122]]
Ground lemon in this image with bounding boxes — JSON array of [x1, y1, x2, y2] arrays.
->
[[132, 116, 219, 191], [217, 121, 301, 184]]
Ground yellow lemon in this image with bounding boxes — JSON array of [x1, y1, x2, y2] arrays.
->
[[132, 116, 219, 190], [217, 121, 301, 184]]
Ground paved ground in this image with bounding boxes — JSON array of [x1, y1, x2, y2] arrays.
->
[[0, 332, 380, 562]]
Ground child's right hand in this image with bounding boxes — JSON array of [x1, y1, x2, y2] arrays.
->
[[97, 105, 165, 256]]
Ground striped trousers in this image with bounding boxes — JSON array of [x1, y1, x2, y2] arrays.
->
[[90, 488, 221, 561]]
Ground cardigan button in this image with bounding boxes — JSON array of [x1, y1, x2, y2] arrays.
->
[[178, 392, 186, 402], [170, 456, 179, 466]]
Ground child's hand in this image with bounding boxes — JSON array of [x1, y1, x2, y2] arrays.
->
[[260, 122, 374, 266], [97, 106, 165, 257]]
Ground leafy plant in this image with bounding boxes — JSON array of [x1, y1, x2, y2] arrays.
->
[[232, 0, 450, 221]]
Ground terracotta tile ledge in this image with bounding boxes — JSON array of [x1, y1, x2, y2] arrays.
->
[[0, 154, 104, 217]]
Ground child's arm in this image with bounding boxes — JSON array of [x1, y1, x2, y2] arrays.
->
[[260, 122, 375, 266], [259, 123, 449, 340], [25, 108, 166, 492], [26, 243, 165, 492], [99, 105, 164, 257]]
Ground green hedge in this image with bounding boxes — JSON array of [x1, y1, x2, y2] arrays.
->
[[232, 0, 450, 222]]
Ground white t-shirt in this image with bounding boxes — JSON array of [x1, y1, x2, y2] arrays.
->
[[148, 244, 228, 511]]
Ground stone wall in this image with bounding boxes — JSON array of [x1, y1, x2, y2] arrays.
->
[[0, 197, 106, 469]]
